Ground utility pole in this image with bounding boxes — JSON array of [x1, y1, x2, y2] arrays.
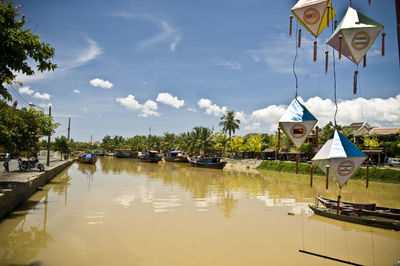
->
[[67, 118, 71, 140], [47, 106, 52, 167]]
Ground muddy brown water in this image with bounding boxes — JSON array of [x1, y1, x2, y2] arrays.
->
[[0, 157, 399, 266]]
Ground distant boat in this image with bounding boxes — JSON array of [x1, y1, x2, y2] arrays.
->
[[316, 196, 400, 220], [188, 157, 227, 169], [163, 150, 189, 163], [115, 149, 138, 158], [79, 153, 97, 164], [138, 151, 162, 163], [92, 151, 105, 156]]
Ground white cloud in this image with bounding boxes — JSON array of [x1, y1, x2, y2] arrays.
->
[[216, 60, 242, 70], [14, 38, 102, 83], [197, 98, 228, 117], [247, 33, 315, 74], [156, 92, 184, 108], [244, 94, 400, 132], [116, 95, 159, 117], [116, 13, 181, 52], [19, 86, 34, 95], [72, 38, 102, 68], [187, 108, 197, 112], [89, 78, 113, 89], [33, 92, 51, 100], [73, 89, 80, 93]]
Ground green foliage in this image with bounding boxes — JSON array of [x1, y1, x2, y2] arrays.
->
[[258, 161, 324, 175], [219, 110, 240, 139], [53, 136, 70, 158], [245, 134, 262, 153], [229, 135, 244, 152], [363, 134, 381, 150], [0, 1, 57, 100], [213, 131, 229, 154], [0, 102, 59, 155]]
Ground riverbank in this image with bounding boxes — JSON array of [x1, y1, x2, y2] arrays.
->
[[257, 160, 400, 183], [0, 159, 73, 220]]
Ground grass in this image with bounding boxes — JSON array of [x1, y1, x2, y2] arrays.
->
[[257, 161, 400, 183]]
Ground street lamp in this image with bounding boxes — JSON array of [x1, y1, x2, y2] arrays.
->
[[29, 103, 51, 167]]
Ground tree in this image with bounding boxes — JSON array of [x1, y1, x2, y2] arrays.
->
[[53, 136, 71, 159], [363, 135, 381, 150], [0, 1, 57, 100], [219, 110, 240, 140], [229, 135, 244, 152], [0, 102, 58, 155], [213, 131, 229, 156], [190, 127, 214, 155]]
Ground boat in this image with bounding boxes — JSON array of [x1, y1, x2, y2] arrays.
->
[[115, 149, 138, 158], [309, 204, 400, 231], [316, 196, 400, 220], [163, 150, 189, 163], [188, 157, 227, 169], [138, 151, 162, 163], [78, 153, 97, 164], [92, 151, 105, 156]]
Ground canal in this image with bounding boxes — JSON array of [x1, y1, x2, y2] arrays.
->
[[0, 157, 399, 265]]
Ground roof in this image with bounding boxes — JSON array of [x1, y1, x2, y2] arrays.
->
[[342, 122, 372, 131], [369, 128, 400, 135]]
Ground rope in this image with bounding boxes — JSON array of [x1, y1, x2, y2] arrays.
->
[[293, 22, 299, 99], [330, 6, 338, 129]]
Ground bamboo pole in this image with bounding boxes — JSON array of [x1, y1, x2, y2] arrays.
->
[[310, 165, 314, 187], [325, 165, 330, 190], [366, 165, 369, 188]]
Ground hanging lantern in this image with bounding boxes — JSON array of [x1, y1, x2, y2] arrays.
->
[[279, 98, 318, 149], [312, 130, 367, 189], [327, 6, 384, 65], [291, 0, 336, 38]]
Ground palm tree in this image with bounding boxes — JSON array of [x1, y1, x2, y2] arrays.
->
[[219, 110, 240, 140]]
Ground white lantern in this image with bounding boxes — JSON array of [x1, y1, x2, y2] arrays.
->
[[279, 98, 318, 149]]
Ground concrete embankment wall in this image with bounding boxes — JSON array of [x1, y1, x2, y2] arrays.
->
[[0, 160, 73, 221]]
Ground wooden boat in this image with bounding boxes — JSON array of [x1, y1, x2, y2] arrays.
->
[[188, 157, 227, 169], [79, 153, 97, 164], [138, 151, 161, 163], [163, 150, 188, 163], [309, 205, 400, 231], [316, 196, 400, 220], [115, 149, 138, 158]]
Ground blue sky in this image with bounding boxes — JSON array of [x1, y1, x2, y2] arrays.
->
[[11, 0, 400, 141]]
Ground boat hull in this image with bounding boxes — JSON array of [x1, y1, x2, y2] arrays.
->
[[316, 196, 400, 220], [164, 157, 189, 163], [309, 205, 400, 231], [189, 161, 226, 169], [79, 158, 97, 164]]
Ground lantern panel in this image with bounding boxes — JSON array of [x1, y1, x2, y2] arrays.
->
[[330, 157, 366, 188], [291, 0, 335, 38]]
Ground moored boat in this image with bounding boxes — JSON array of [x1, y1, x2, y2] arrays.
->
[[188, 157, 227, 169], [79, 153, 97, 164], [163, 150, 189, 163], [138, 151, 161, 163], [309, 204, 400, 231], [115, 149, 138, 158], [316, 196, 400, 220]]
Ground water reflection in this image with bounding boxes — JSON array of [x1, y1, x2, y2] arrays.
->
[[0, 169, 72, 265], [0, 157, 399, 265]]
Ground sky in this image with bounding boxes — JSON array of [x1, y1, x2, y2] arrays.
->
[[10, 0, 400, 142]]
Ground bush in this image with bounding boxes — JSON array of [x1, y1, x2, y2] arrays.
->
[[257, 161, 400, 183]]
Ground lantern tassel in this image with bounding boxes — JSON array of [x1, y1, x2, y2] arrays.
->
[[334, 20, 338, 30], [353, 71, 358, 94], [338, 35, 343, 60], [325, 50, 329, 73], [363, 55, 366, 68], [368, 0, 371, 4], [382, 32, 386, 56], [327, 5, 330, 27], [313, 41, 317, 62], [298, 29, 301, 48], [289, 15, 293, 36]]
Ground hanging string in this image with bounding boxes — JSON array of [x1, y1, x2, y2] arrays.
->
[[331, 9, 338, 128], [293, 22, 299, 98], [359, 73, 364, 121]]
